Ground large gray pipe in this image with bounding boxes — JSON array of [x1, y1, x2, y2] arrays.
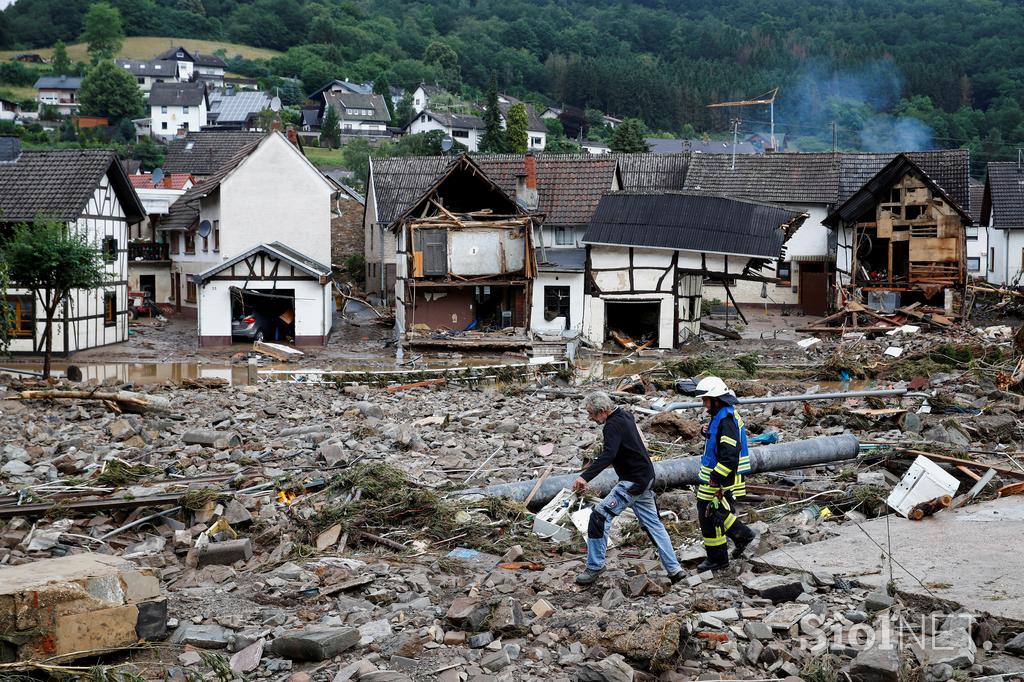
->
[[458, 434, 860, 509], [642, 388, 909, 413]]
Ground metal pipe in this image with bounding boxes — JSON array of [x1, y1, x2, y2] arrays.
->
[[639, 388, 910, 414], [458, 434, 860, 509]]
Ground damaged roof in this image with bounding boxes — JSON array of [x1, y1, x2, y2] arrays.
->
[[0, 149, 145, 224], [981, 162, 1024, 229], [839, 150, 970, 211], [825, 153, 972, 227], [684, 152, 840, 205], [163, 130, 266, 176], [616, 153, 690, 191], [370, 155, 454, 225], [583, 191, 805, 259]]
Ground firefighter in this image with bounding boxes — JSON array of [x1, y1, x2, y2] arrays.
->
[[693, 376, 757, 571]]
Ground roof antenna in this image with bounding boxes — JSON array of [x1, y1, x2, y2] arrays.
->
[[730, 118, 741, 170]]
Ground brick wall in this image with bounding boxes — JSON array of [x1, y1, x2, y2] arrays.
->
[[331, 195, 365, 283]]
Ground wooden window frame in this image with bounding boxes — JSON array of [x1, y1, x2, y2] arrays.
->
[[168, 232, 179, 255], [103, 291, 116, 327], [102, 236, 118, 262], [185, 280, 197, 303], [184, 231, 195, 255], [6, 295, 34, 339], [213, 220, 220, 252]]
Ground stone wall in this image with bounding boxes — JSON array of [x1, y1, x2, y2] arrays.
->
[[332, 195, 366, 284]]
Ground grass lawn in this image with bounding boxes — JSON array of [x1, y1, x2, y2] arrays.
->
[[0, 84, 37, 100], [304, 146, 345, 167], [0, 36, 281, 63]]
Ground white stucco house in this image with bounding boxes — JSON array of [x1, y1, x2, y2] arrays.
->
[[0, 141, 146, 355], [33, 75, 82, 115], [404, 110, 485, 151], [412, 83, 445, 113], [497, 95, 547, 151], [160, 131, 337, 345], [153, 46, 227, 86], [150, 82, 208, 141], [116, 59, 180, 94], [981, 161, 1024, 286]]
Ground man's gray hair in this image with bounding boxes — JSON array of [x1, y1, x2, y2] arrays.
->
[[584, 391, 616, 413]]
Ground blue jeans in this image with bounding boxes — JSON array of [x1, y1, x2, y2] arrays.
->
[[585, 480, 682, 574]]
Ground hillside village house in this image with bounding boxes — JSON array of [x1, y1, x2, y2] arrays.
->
[[496, 94, 547, 151], [404, 111, 485, 151], [967, 181, 987, 278], [159, 131, 336, 346], [154, 46, 227, 87], [33, 75, 82, 115], [581, 192, 807, 348], [207, 89, 276, 130], [116, 59, 180, 94], [0, 98, 22, 121], [126, 172, 194, 305], [162, 129, 265, 179], [412, 83, 445, 113], [0, 141, 145, 354], [300, 80, 391, 141], [150, 82, 208, 141], [980, 162, 1024, 286]]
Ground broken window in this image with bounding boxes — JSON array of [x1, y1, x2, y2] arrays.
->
[[543, 286, 571, 327], [967, 257, 980, 272], [103, 291, 116, 327], [777, 261, 792, 285], [102, 237, 118, 262]]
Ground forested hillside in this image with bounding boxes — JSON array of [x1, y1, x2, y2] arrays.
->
[[3, 0, 1024, 163]]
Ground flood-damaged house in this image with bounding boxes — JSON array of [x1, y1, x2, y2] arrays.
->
[[392, 155, 538, 348], [160, 131, 337, 345], [825, 153, 971, 312], [580, 192, 807, 348], [980, 161, 1024, 286], [0, 139, 146, 354]]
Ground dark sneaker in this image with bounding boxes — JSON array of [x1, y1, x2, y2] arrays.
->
[[732, 530, 758, 560], [668, 570, 686, 584], [575, 567, 605, 585], [696, 558, 729, 572]]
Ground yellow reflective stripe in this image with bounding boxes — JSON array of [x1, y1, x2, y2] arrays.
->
[[720, 435, 738, 447], [714, 463, 731, 476], [696, 492, 717, 500], [704, 535, 727, 547], [723, 514, 736, 530]]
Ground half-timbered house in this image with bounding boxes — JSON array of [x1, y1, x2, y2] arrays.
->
[[0, 141, 146, 354]]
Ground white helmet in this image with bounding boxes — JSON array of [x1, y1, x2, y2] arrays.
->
[[694, 376, 735, 399]]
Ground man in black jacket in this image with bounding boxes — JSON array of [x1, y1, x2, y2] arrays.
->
[[573, 391, 684, 585]]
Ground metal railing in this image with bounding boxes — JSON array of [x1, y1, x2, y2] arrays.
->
[[128, 242, 170, 261]]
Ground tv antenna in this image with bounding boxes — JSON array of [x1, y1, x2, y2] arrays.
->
[[707, 87, 779, 151]]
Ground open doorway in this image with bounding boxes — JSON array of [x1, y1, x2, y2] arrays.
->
[[230, 287, 295, 343], [605, 300, 661, 346]]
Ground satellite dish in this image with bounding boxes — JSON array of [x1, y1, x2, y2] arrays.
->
[[151, 167, 164, 185], [270, 96, 282, 112], [441, 135, 453, 152], [197, 220, 213, 238]]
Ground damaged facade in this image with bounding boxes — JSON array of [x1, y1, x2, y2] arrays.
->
[[392, 155, 537, 346], [826, 154, 972, 312], [582, 192, 807, 348]]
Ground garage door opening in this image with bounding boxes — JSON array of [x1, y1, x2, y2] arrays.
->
[[231, 287, 295, 343], [605, 300, 661, 346]]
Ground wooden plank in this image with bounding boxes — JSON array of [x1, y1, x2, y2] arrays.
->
[[253, 340, 304, 361], [909, 237, 959, 262]]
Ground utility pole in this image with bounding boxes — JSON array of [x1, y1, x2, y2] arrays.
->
[[832, 121, 837, 153], [731, 118, 741, 170]]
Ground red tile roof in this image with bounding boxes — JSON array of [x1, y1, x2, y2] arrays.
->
[[129, 173, 193, 190]]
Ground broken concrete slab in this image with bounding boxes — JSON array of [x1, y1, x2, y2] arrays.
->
[[912, 628, 977, 669], [0, 553, 164, 662], [850, 643, 901, 682], [270, 627, 360, 661], [757, 497, 1024, 622], [742, 573, 806, 603]]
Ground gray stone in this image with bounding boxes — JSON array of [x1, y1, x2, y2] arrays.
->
[[743, 622, 774, 641], [745, 639, 764, 665], [1005, 631, 1024, 655], [491, 597, 524, 632], [389, 656, 418, 672], [576, 653, 634, 682], [170, 624, 231, 649], [913, 628, 976, 669], [196, 538, 253, 567], [601, 587, 625, 609], [358, 619, 393, 645], [850, 644, 901, 682], [270, 627, 360, 661], [1, 460, 32, 476], [356, 402, 384, 419], [319, 443, 349, 466], [763, 603, 810, 630], [898, 412, 923, 434], [467, 631, 494, 648], [135, 599, 168, 641], [864, 590, 895, 612], [925, 663, 954, 682], [360, 673, 412, 682], [481, 649, 512, 672], [704, 607, 739, 623], [846, 610, 869, 624], [742, 573, 805, 603], [108, 419, 136, 440], [229, 639, 264, 674]]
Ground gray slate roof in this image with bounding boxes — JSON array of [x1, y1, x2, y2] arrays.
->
[[116, 59, 178, 78], [537, 247, 586, 272], [157, 199, 198, 232], [163, 130, 266, 176], [371, 156, 452, 225], [324, 92, 391, 122], [616, 153, 690, 191], [583, 191, 804, 259], [969, 180, 983, 225], [684, 152, 840, 205], [149, 82, 207, 107], [33, 75, 81, 90], [0, 149, 144, 223], [982, 162, 1024, 229], [838, 150, 970, 211], [411, 111, 485, 131]]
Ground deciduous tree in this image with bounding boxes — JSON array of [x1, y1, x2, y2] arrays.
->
[[0, 221, 109, 378], [80, 2, 124, 63], [78, 60, 145, 124], [609, 118, 650, 153], [51, 40, 71, 75]]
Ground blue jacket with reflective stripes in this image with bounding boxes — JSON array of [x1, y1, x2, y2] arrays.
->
[[698, 405, 751, 491]]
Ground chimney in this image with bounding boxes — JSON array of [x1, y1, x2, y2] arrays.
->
[[286, 125, 300, 148], [515, 153, 539, 211], [0, 136, 21, 162], [271, 119, 282, 131]]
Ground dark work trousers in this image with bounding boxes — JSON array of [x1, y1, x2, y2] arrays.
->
[[696, 489, 753, 564]]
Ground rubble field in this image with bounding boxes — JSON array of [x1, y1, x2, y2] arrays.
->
[[1, 323, 1024, 682]]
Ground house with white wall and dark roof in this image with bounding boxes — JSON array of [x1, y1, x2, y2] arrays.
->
[[981, 161, 1024, 286], [0, 138, 146, 355], [149, 82, 208, 141]]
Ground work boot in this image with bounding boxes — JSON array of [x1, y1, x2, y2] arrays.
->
[[731, 529, 758, 560], [575, 567, 605, 585], [696, 558, 728, 572], [668, 569, 686, 584]]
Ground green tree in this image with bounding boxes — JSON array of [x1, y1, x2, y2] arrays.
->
[[78, 60, 145, 124], [0, 260, 11, 355], [80, 2, 124, 64], [609, 118, 650, 153], [0, 221, 109, 378], [51, 40, 71, 76], [133, 137, 164, 171], [373, 75, 395, 121], [479, 73, 505, 153], [423, 40, 459, 89], [394, 91, 415, 129], [505, 102, 529, 153], [339, 137, 375, 190], [320, 104, 340, 149]]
